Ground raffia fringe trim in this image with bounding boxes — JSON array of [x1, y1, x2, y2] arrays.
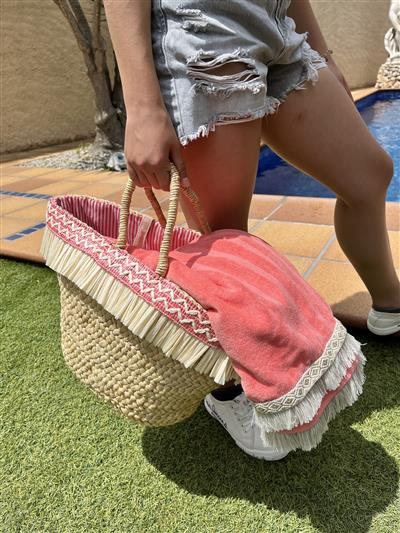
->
[[252, 332, 365, 433], [256, 356, 365, 453], [40, 227, 239, 385]]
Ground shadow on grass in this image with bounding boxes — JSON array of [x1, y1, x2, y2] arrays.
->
[[142, 328, 399, 533]]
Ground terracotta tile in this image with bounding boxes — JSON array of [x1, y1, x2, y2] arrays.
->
[[104, 191, 124, 205], [306, 260, 371, 328], [146, 191, 170, 210], [30, 181, 84, 195], [283, 255, 314, 276], [28, 169, 103, 182], [0, 217, 39, 238], [140, 201, 181, 223], [1, 196, 43, 215], [322, 238, 348, 263], [42, 168, 87, 179], [269, 196, 336, 225], [249, 194, 285, 219], [70, 170, 116, 181], [0, 176, 24, 186], [141, 205, 166, 220], [0, 228, 45, 263], [105, 187, 160, 210], [14, 201, 48, 220], [323, 231, 400, 268], [141, 207, 163, 221], [72, 183, 125, 199], [141, 206, 187, 226], [251, 220, 334, 258], [100, 172, 130, 185], [351, 87, 377, 101], [0, 161, 23, 169], [28, 170, 86, 181], [0, 165, 37, 176], [386, 202, 400, 231], [0, 166, 56, 178], [1, 178, 54, 193]]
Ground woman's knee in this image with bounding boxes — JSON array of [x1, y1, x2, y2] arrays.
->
[[376, 149, 394, 188], [339, 148, 394, 207]]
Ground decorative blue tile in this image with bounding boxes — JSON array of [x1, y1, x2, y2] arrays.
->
[[0, 190, 52, 200], [4, 234, 24, 241], [3, 221, 46, 241]]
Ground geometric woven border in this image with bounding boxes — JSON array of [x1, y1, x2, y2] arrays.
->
[[254, 319, 348, 413], [46, 196, 222, 348]]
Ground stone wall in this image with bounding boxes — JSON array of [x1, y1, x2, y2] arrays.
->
[[310, 0, 390, 89]]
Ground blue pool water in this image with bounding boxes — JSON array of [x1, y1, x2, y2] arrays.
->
[[255, 90, 400, 201]]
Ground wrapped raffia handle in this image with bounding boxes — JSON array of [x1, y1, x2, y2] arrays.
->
[[116, 161, 212, 277]]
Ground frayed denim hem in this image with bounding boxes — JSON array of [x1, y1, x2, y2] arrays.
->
[[179, 41, 328, 147], [274, 40, 328, 106], [178, 96, 280, 146]]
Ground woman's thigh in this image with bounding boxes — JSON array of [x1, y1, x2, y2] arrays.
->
[[261, 66, 393, 206], [179, 118, 262, 232]]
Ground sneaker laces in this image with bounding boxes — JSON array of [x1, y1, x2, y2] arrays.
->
[[232, 393, 254, 433]]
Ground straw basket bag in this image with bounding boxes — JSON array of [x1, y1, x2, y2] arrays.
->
[[41, 162, 240, 426]]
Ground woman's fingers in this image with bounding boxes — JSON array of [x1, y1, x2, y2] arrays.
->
[[123, 108, 192, 191], [127, 163, 147, 187], [152, 164, 172, 191], [129, 158, 185, 192]]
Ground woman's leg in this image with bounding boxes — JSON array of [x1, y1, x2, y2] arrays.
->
[[178, 118, 262, 232], [261, 66, 400, 309], [177, 117, 262, 389]]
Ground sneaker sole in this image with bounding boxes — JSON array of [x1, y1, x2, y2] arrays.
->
[[367, 320, 400, 336], [203, 397, 288, 461]]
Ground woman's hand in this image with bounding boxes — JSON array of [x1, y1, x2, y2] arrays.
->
[[124, 104, 189, 192], [103, 1, 189, 191]]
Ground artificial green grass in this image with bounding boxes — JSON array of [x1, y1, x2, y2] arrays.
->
[[1, 257, 399, 533]]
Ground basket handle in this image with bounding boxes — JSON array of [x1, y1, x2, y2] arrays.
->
[[116, 161, 212, 277]]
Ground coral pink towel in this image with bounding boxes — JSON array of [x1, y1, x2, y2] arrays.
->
[[131, 228, 366, 452]]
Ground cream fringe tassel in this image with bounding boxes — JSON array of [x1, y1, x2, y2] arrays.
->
[[251, 338, 366, 453], [251, 331, 365, 432], [41, 227, 239, 385], [257, 358, 365, 453]]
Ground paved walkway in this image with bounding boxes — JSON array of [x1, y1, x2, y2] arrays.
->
[[1, 87, 399, 329]]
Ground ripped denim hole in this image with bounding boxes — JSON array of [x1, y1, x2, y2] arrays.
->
[[176, 5, 236, 34], [186, 48, 266, 99]]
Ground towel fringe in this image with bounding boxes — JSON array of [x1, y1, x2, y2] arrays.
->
[[252, 331, 365, 432], [256, 357, 365, 452], [40, 227, 239, 385]]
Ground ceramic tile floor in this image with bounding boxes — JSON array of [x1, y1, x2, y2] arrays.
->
[[1, 87, 399, 330]]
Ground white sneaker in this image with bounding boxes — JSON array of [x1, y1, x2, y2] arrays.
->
[[203, 391, 289, 461], [367, 307, 400, 336]]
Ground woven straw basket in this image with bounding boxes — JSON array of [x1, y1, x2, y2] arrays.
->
[[41, 162, 240, 426]]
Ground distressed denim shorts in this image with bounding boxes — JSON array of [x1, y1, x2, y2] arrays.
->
[[150, 0, 328, 146]]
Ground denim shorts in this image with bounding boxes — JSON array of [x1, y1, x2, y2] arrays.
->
[[150, 0, 328, 146]]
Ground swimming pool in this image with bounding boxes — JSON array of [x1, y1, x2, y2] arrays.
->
[[255, 90, 400, 202]]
